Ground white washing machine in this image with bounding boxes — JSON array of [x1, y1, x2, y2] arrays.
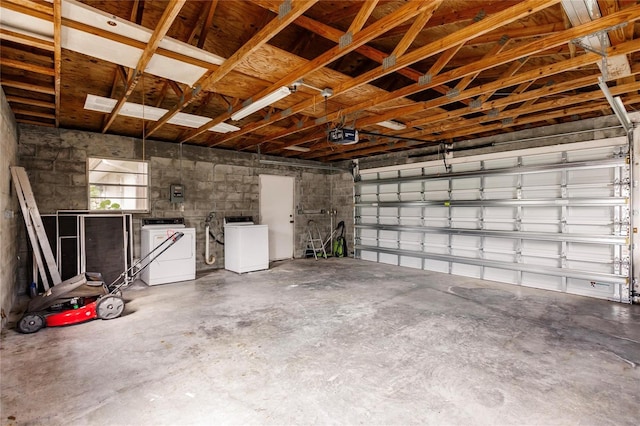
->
[[141, 218, 196, 285], [224, 216, 268, 274]]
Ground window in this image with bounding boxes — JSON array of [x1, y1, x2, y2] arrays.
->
[[88, 158, 149, 212]]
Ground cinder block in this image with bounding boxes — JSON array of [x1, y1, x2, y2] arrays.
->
[[55, 161, 85, 173], [38, 146, 69, 160], [21, 158, 53, 171], [37, 171, 68, 185], [18, 144, 35, 158], [215, 164, 232, 174]]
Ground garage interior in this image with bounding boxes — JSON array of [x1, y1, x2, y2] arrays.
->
[[1, 0, 640, 424]]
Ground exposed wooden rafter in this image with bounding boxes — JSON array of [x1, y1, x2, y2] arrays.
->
[[2, 0, 640, 161], [197, 0, 444, 146], [101, 0, 188, 133], [145, 0, 319, 138], [53, 0, 61, 127]]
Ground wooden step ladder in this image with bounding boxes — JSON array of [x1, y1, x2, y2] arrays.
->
[[306, 220, 327, 260], [10, 166, 61, 291]]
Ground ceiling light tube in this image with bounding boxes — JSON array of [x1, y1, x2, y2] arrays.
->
[[377, 120, 407, 130], [283, 145, 311, 152], [231, 86, 291, 121], [84, 94, 240, 133]]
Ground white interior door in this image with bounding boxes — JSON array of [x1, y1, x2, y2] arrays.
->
[[260, 175, 294, 260]]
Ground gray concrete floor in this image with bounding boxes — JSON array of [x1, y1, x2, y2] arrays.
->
[[1, 258, 639, 425]]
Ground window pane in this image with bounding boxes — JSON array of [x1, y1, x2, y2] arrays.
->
[[89, 159, 148, 174], [89, 171, 148, 185], [88, 158, 149, 212]]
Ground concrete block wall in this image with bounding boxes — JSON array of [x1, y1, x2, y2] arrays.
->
[[0, 87, 19, 328], [15, 125, 354, 293]]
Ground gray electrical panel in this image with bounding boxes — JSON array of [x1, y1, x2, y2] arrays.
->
[[170, 184, 184, 203]]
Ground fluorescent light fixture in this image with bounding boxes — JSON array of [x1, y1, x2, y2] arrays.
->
[[231, 86, 291, 121], [377, 120, 407, 130], [597, 78, 632, 132], [283, 146, 311, 152], [84, 94, 240, 133], [210, 122, 242, 133]]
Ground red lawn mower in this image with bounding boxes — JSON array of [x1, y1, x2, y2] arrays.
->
[[17, 232, 184, 334]]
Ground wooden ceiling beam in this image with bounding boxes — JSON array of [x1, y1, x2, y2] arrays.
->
[[200, 0, 442, 146], [328, 6, 640, 133], [223, 0, 560, 150], [197, 0, 218, 49], [0, 28, 53, 51], [1, 0, 52, 16], [0, 58, 54, 76], [146, 0, 319, 138], [471, 56, 526, 104], [1, 80, 55, 95], [226, 2, 445, 149], [411, 79, 640, 137], [11, 108, 56, 119], [101, 0, 187, 133], [367, 35, 640, 132], [390, 77, 640, 148], [154, 82, 169, 108], [469, 23, 566, 46], [391, 9, 435, 58], [53, 0, 61, 127], [303, 61, 640, 161], [314, 1, 367, 24], [454, 40, 512, 92], [104, 1, 144, 126], [347, 1, 378, 34], [2, 0, 211, 69], [15, 118, 55, 127], [373, 1, 522, 41], [5, 96, 55, 109], [167, 80, 184, 97], [417, 92, 640, 148]]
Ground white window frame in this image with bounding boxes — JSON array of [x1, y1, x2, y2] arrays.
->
[[87, 157, 149, 213]]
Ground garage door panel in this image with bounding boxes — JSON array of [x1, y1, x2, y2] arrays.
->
[[484, 207, 517, 230], [521, 152, 564, 166], [360, 250, 378, 262], [484, 237, 517, 262], [399, 232, 421, 251], [355, 139, 631, 302], [566, 259, 613, 274], [484, 267, 519, 284], [400, 256, 422, 269], [484, 158, 519, 169], [399, 207, 422, 225], [451, 207, 480, 229], [521, 272, 563, 291], [451, 263, 482, 278], [521, 255, 561, 268], [425, 259, 449, 273], [379, 253, 398, 265], [521, 207, 561, 232], [566, 278, 618, 299], [522, 171, 562, 188], [424, 237, 449, 254], [379, 230, 398, 248]]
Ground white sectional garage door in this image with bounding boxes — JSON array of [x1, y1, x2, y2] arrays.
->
[[355, 138, 632, 302]]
